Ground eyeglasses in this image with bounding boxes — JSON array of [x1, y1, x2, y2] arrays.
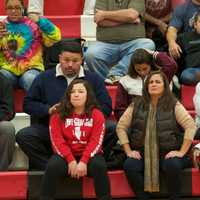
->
[[6, 6, 23, 11]]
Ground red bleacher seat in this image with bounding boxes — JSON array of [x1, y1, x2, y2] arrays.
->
[[44, 0, 84, 15], [181, 85, 196, 118], [83, 170, 135, 198], [0, 171, 27, 199], [46, 16, 81, 38], [192, 168, 200, 196], [106, 85, 117, 120], [14, 89, 26, 113]]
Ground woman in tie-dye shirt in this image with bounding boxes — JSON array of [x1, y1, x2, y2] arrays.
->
[[0, 0, 61, 91]]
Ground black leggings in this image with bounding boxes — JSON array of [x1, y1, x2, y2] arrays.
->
[[40, 154, 112, 200]]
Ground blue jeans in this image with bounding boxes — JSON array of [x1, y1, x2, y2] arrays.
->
[[84, 39, 155, 79], [0, 68, 41, 91], [180, 67, 200, 85]]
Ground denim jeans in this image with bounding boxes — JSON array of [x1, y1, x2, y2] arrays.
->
[[180, 67, 200, 85], [0, 68, 41, 91], [84, 39, 155, 79]]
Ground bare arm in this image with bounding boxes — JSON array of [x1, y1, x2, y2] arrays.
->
[[161, 13, 171, 23], [166, 26, 182, 59], [144, 13, 168, 35]]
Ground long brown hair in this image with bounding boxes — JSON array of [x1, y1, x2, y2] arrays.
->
[[142, 71, 177, 111], [128, 49, 160, 78], [59, 79, 99, 120]]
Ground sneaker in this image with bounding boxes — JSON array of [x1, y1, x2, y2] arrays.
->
[[105, 75, 121, 84]]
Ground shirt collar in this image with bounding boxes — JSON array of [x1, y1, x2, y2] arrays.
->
[[56, 64, 85, 78]]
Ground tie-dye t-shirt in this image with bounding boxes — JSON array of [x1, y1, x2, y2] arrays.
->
[[0, 16, 61, 75]]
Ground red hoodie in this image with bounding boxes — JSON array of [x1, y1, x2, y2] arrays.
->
[[49, 108, 105, 164]]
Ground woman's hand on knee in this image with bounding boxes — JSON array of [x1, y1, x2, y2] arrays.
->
[[68, 160, 78, 178], [165, 150, 184, 159], [126, 150, 142, 160], [76, 161, 87, 179]]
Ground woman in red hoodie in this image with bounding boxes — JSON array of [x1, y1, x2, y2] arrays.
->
[[40, 79, 112, 200]]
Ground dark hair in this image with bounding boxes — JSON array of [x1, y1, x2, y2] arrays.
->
[[128, 49, 159, 78], [59, 79, 99, 120], [60, 38, 85, 56], [142, 71, 177, 111]]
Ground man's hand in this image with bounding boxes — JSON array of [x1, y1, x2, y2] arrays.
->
[[168, 41, 182, 59], [68, 160, 78, 178], [48, 103, 61, 115], [158, 21, 168, 36], [28, 13, 40, 23], [193, 148, 200, 169], [94, 9, 105, 24]]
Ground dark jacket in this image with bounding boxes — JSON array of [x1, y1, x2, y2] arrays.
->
[[23, 67, 112, 126], [129, 98, 183, 155], [0, 73, 15, 121], [178, 31, 200, 68]]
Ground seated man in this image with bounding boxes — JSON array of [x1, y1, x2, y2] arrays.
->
[[176, 11, 200, 85], [0, 73, 15, 170], [166, 0, 200, 59], [16, 39, 117, 170], [84, 0, 155, 84]]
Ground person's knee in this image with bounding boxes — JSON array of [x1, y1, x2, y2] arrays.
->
[[84, 48, 96, 62], [20, 70, 40, 91], [137, 38, 155, 50], [46, 155, 66, 173], [180, 70, 197, 85], [162, 158, 182, 172], [16, 127, 30, 144], [90, 155, 107, 172], [123, 158, 143, 172], [0, 121, 15, 141]]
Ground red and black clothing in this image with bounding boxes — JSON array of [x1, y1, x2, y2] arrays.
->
[[40, 108, 112, 200], [50, 109, 105, 163]]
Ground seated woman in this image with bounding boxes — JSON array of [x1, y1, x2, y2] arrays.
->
[[116, 71, 196, 200], [40, 79, 112, 200], [114, 48, 177, 120], [0, 0, 61, 91]]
